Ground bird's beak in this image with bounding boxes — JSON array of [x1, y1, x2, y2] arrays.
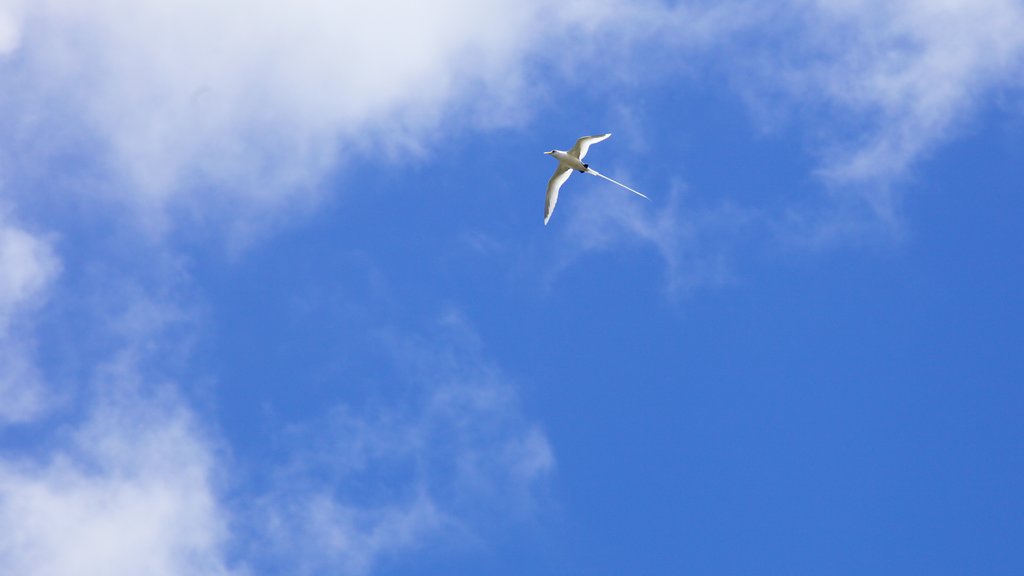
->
[[543, 151, 552, 155]]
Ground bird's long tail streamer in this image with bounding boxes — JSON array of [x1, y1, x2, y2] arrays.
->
[[585, 169, 649, 199]]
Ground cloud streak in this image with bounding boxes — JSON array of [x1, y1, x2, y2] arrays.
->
[[254, 312, 553, 575], [550, 184, 760, 297]]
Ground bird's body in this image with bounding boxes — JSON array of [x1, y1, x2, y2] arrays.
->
[[548, 150, 588, 173], [543, 133, 648, 225]]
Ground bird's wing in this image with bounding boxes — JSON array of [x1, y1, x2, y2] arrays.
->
[[544, 164, 572, 225], [569, 133, 611, 161]]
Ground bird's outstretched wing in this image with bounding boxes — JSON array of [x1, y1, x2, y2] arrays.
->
[[544, 164, 572, 225], [569, 133, 611, 161]]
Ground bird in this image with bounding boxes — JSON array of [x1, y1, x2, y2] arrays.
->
[[543, 133, 648, 225]]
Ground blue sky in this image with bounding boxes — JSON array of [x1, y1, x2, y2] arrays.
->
[[1, 1, 1023, 574]]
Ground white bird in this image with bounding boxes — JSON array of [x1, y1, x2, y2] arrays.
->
[[543, 133, 648, 225]]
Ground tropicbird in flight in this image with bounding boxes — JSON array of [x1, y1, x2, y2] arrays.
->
[[543, 133, 648, 225]]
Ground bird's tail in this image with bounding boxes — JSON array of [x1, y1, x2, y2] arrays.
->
[[585, 168, 649, 200]]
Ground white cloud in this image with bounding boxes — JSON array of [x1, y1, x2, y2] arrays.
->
[[0, 212, 58, 328], [0, 0, 749, 240], [1, 0, 549, 230], [0, 4, 19, 56], [771, 0, 1024, 207], [0, 383, 236, 576], [0, 341, 49, 424], [256, 312, 553, 575], [0, 210, 60, 423], [1, 0, 1021, 244], [261, 490, 445, 576], [552, 185, 758, 296], [0, 227, 242, 571], [552, 0, 1024, 270], [2, 1, 1023, 567], [0, 295, 554, 576]]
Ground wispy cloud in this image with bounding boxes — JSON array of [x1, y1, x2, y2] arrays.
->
[[0, 0, 548, 235], [0, 0, 752, 243], [0, 340, 50, 424], [755, 0, 1024, 210], [0, 376, 236, 576], [0, 209, 60, 423], [2, 0, 1021, 247], [0, 249, 237, 572], [1, 2, 1022, 571], [0, 3, 18, 56], [254, 311, 553, 575], [0, 211, 57, 328], [551, 184, 759, 297], [545, 0, 1024, 281], [1, 286, 536, 576]]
